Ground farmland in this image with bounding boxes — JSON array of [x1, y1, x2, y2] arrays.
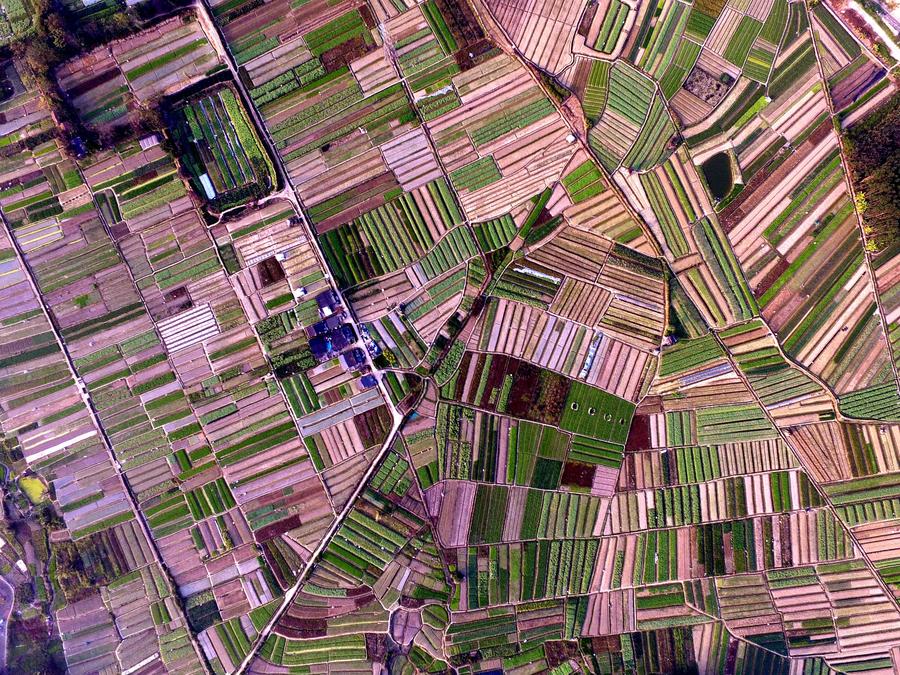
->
[[169, 84, 276, 212], [0, 0, 32, 45], [56, 15, 222, 137], [0, 0, 899, 669]]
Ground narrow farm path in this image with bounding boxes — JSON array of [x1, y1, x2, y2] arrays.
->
[[466, 0, 665, 260], [0, 212, 211, 673], [190, 3, 412, 671], [189, 0, 900, 669], [712, 329, 900, 613], [804, 0, 900, 395], [232, 415, 406, 674], [0, 575, 13, 669], [472, 0, 900, 635], [193, 0, 397, 409], [380, 24, 493, 282]]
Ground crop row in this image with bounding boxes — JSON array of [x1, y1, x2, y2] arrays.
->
[[825, 470, 900, 506], [457, 539, 599, 610], [724, 16, 763, 68], [659, 39, 701, 98], [470, 97, 555, 147], [640, 170, 690, 257], [744, 42, 776, 83], [124, 38, 209, 82], [321, 204, 420, 286], [694, 218, 758, 322], [213, 414, 298, 467], [560, 381, 635, 444], [595, 0, 629, 53], [450, 155, 503, 192], [507, 420, 570, 487], [474, 214, 517, 251], [368, 451, 414, 497], [761, 0, 789, 43], [186, 478, 237, 520], [639, 0, 689, 78], [403, 267, 467, 322], [320, 486, 424, 584], [419, 227, 477, 280], [812, 4, 861, 58], [839, 385, 900, 422], [608, 62, 655, 126], [303, 10, 370, 56], [321, 178, 460, 288], [268, 71, 364, 143], [491, 266, 561, 309], [562, 159, 606, 204], [695, 404, 776, 444], [282, 372, 319, 417], [625, 96, 676, 171], [686, 7, 716, 41], [583, 61, 610, 121], [259, 634, 366, 667]]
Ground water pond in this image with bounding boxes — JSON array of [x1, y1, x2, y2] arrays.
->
[[701, 152, 733, 201]]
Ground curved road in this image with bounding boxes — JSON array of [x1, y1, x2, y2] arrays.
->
[[0, 576, 14, 669]]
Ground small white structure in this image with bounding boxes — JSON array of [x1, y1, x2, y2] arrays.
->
[[139, 134, 160, 150], [199, 174, 216, 199], [157, 304, 219, 353]]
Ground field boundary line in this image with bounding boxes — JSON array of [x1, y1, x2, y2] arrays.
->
[[233, 412, 406, 673], [0, 214, 211, 674], [712, 328, 900, 614], [804, 0, 900, 396]]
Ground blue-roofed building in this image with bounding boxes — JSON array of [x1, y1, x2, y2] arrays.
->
[[341, 347, 366, 371]]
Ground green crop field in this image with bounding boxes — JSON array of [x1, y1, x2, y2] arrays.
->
[[171, 86, 276, 211], [561, 382, 635, 444], [4, 0, 899, 671]]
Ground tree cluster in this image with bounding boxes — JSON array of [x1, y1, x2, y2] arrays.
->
[[844, 91, 900, 250], [6, 0, 147, 151]]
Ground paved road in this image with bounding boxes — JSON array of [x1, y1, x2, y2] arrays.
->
[[0, 576, 14, 669], [190, 5, 406, 672]]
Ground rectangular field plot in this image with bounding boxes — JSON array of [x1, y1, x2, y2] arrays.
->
[[561, 381, 635, 444], [170, 85, 276, 212], [55, 15, 220, 135]]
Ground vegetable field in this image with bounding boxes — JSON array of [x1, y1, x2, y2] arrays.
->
[[3, 0, 900, 670], [171, 85, 275, 212]]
